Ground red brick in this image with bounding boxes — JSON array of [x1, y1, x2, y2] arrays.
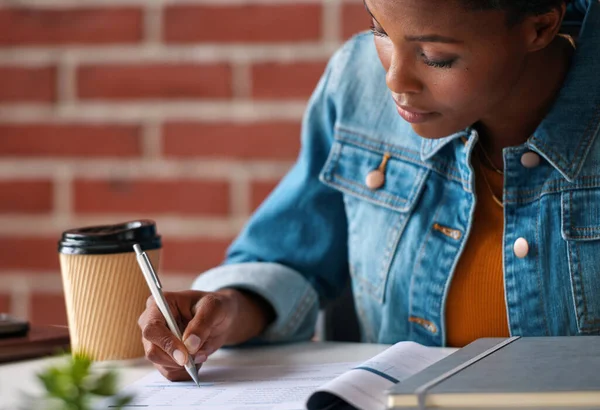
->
[[73, 179, 230, 216], [0, 8, 142, 46], [0, 124, 141, 158], [0, 180, 53, 214], [161, 238, 232, 274], [0, 294, 10, 313], [163, 122, 301, 160], [78, 64, 232, 100], [252, 62, 326, 100], [29, 292, 68, 326], [164, 5, 321, 43], [251, 181, 280, 212], [0, 237, 59, 271], [342, 3, 371, 39], [0, 66, 56, 103]]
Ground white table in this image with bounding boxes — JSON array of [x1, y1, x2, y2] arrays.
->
[[0, 342, 455, 409]]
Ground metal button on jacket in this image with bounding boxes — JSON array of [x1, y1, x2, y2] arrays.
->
[[366, 152, 391, 190], [521, 152, 541, 168], [366, 169, 385, 190], [514, 238, 530, 258]]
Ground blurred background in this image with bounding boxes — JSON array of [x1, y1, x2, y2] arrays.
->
[[0, 0, 370, 328]]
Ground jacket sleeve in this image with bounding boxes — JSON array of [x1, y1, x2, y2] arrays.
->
[[191, 45, 351, 344]]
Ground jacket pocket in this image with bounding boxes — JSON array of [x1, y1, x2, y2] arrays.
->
[[561, 188, 600, 333], [319, 128, 429, 304]]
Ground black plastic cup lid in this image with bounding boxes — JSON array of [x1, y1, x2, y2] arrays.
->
[[58, 220, 162, 255]]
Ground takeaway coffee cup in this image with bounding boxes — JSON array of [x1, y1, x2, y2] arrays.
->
[[58, 220, 161, 361]]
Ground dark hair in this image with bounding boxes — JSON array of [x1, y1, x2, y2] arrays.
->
[[462, 0, 572, 25]]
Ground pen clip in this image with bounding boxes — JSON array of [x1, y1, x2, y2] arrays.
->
[[142, 252, 162, 289], [134, 244, 163, 289]]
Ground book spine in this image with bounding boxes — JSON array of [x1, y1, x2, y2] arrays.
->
[[414, 336, 521, 410]]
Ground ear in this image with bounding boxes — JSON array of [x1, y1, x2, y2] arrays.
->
[[523, 3, 567, 53]]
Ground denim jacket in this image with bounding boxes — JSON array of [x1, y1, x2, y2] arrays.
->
[[193, 0, 600, 347]]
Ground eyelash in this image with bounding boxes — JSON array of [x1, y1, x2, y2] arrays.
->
[[369, 22, 387, 39], [422, 55, 455, 69], [369, 22, 456, 69]]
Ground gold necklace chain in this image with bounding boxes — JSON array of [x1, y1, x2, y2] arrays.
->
[[475, 145, 504, 208], [477, 142, 504, 175], [479, 163, 504, 208]]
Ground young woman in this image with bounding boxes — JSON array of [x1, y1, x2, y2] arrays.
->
[[138, 0, 598, 381]]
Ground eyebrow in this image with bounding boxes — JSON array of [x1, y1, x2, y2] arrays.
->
[[405, 35, 463, 44], [363, 0, 463, 44]]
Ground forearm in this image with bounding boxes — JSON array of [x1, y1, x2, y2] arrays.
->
[[217, 288, 276, 345]]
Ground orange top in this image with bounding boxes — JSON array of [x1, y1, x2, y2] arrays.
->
[[445, 158, 510, 348]]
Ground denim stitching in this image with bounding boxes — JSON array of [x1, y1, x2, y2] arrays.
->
[[334, 128, 466, 183], [505, 180, 600, 204], [561, 190, 600, 239], [380, 201, 416, 304], [409, 204, 444, 324], [278, 286, 316, 338], [534, 197, 550, 336], [352, 268, 383, 299], [336, 126, 422, 156], [530, 102, 600, 175], [575, 242, 600, 328], [331, 175, 409, 208]]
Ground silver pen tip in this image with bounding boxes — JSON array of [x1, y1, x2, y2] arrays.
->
[[186, 361, 202, 388], [133, 244, 142, 255]]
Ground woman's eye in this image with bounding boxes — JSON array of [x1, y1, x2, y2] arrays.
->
[[369, 22, 388, 38], [422, 54, 455, 69]]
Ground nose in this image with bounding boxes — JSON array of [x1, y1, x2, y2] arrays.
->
[[386, 51, 422, 95]]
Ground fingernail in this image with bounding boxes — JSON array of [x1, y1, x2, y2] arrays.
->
[[194, 354, 207, 364], [184, 334, 201, 354], [173, 349, 187, 366]]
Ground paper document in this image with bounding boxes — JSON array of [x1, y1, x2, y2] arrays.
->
[[98, 342, 451, 410], [96, 362, 359, 410]]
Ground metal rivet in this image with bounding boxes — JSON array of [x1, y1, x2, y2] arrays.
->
[[514, 238, 530, 258], [521, 152, 541, 168], [366, 169, 385, 190]]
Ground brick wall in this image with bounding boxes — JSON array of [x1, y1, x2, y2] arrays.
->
[[0, 0, 370, 327]]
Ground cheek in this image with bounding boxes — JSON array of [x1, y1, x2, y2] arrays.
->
[[431, 61, 515, 115]]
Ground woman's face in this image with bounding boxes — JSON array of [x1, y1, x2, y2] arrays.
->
[[368, 0, 531, 139]]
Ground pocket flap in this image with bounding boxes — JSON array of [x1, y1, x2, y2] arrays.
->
[[561, 189, 600, 241], [319, 129, 429, 213]]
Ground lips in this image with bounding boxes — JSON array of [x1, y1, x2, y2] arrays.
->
[[395, 104, 439, 124]]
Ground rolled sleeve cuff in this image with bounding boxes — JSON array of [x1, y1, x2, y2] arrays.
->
[[191, 262, 319, 343]]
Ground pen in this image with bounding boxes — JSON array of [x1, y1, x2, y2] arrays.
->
[[133, 244, 201, 387]]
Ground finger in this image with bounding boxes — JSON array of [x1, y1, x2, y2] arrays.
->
[[182, 294, 228, 354], [195, 332, 227, 358], [143, 339, 177, 368], [140, 303, 189, 367], [155, 364, 192, 382], [146, 295, 155, 309]]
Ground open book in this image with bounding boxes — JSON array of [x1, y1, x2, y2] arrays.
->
[[97, 342, 450, 410], [307, 341, 450, 410]]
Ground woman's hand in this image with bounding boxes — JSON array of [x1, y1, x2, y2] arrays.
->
[[138, 289, 274, 381]]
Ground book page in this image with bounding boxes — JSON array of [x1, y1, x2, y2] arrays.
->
[[95, 361, 360, 410], [307, 341, 452, 410]]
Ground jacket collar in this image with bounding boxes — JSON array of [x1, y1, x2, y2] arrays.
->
[[421, 0, 600, 182]]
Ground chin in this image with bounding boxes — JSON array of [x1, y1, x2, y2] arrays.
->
[[410, 121, 468, 140]]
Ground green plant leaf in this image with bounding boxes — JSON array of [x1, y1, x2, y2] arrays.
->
[[70, 355, 92, 385], [90, 372, 118, 397], [37, 368, 74, 399], [111, 394, 134, 409], [31, 352, 136, 410]]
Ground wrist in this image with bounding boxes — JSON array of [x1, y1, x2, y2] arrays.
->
[[217, 288, 275, 344]]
